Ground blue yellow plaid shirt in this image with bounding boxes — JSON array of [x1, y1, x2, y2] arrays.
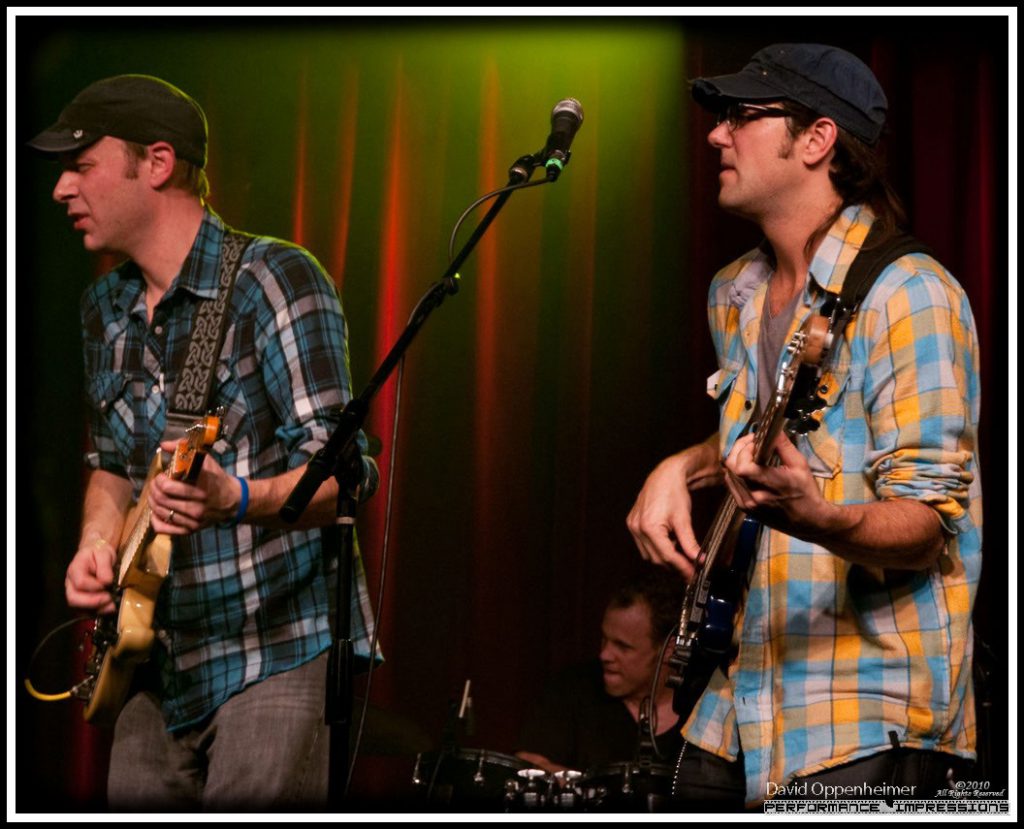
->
[[686, 205, 982, 804], [81, 209, 380, 730]]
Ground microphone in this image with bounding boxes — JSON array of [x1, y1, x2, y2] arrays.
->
[[542, 98, 584, 180]]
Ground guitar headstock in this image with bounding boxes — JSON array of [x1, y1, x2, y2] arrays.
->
[[753, 313, 832, 461], [168, 408, 224, 482]]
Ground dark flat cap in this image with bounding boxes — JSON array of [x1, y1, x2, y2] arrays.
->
[[27, 74, 208, 167], [691, 43, 887, 145]]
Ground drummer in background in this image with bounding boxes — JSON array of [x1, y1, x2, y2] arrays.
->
[[514, 565, 685, 773]]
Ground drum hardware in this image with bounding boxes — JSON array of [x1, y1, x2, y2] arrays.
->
[[471, 751, 487, 785], [412, 748, 530, 809], [551, 769, 584, 810], [505, 768, 550, 810], [580, 761, 674, 812], [504, 767, 584, 812]]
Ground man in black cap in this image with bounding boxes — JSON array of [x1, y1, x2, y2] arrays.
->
[[29, 74, 380, 810], [627, 44, 981, 809]]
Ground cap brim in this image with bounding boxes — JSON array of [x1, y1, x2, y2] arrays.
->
[[25, 124, 103, 157], [691, 74, 789, 110]]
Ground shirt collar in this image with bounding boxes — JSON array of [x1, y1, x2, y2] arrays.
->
[[806, 203, 876, 296], [172, 207, 227, 301], [726, 204, 877, 310], [110, 207, 227, 313]]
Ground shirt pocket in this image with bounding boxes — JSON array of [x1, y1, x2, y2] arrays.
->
[[793, 364, 850, 479], [86, 370, 138, 463], [207, 358, 247, 448], [706, 364, 741, 402], [707, 362, 755, 452]]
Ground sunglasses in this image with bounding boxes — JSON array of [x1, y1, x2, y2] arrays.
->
[[714, 103, 791, 131]]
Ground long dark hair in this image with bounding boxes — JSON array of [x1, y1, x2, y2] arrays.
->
[[783, 102, 907, 252]]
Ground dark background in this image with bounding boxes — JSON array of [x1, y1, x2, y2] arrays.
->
[[13, 13, 1010, 812]]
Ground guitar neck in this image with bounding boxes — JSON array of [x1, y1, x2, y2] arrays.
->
[[117, 496, 160, 587], [115, 436, 213, 587], [678, 321, 821, 627], [679, 493, 741, 626], [690, 400, 783, 593]]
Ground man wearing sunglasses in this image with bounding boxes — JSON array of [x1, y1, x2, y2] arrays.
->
[[627, 44, 981, 810]]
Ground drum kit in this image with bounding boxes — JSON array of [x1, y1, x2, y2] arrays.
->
[[361, 681, 675, 812], [411, 748, 674, 812]]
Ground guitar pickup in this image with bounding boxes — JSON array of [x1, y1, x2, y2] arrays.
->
[[666, 640, 695, 686], [91, 621, 117, 648]]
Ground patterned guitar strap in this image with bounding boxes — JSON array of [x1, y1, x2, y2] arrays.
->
[[163, 229, 252, 441]]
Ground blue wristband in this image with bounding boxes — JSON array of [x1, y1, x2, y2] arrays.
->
[[233, 476, 249, 525]]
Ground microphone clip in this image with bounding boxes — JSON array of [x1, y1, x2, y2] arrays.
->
[[508, 153, 543, 185], [508, 148, 572, 185]]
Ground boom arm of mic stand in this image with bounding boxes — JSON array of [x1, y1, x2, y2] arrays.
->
[[279, 164, 544, 524]]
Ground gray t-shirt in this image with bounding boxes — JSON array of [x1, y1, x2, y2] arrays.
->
[[757, 288, 802, 417]]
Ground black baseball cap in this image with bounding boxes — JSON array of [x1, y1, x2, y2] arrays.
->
[[27, 74, 208, 167], [691, 43, 888, 145]]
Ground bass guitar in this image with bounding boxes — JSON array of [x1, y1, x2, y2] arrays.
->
[[76, 411, 222, 726], [666, 314, 830, 720]]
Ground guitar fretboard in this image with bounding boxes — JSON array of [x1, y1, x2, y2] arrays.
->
[[118, 502, 154, 586]]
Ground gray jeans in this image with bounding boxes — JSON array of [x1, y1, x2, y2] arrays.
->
[[107, 652, 329, 812]]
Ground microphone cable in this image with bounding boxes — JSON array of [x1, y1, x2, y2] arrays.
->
[[345, 347, 407, 797], [346, 163, 566, 794], [447, 178, 551, 263]]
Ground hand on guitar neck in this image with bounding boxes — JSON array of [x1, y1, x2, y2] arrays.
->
[[147, 437, 242, 535], [722, 431, 837, 542], [724, 429, 946, 569], [66, 413, 223, 615]]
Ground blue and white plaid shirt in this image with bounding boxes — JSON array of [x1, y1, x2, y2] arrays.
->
[[82, 208, 379, 730], [687, 205, 982, 804]]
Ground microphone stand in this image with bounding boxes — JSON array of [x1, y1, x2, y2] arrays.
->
[[280, 152, 555, 809], [322, 444, 362, 809]]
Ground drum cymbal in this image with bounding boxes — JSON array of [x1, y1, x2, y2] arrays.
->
[[349, 699, 435, 756]]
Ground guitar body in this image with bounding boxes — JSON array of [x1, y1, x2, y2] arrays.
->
[[698, 514, 760, 655], [669, 512, 760, 721], [79, 412, 220, 726], [83, 500, 172, 725]]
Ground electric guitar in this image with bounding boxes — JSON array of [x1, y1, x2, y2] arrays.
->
[[666, 314, 830, 721], [76, 411, 222, 726]]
